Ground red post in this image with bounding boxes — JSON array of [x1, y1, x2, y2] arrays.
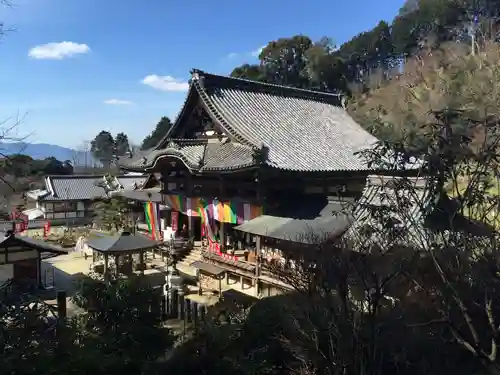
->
[[43, 222, 51, 238]]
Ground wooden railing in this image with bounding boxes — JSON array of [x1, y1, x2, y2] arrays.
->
[[0, 217, 93, 231], [201, 248, 256, 277]]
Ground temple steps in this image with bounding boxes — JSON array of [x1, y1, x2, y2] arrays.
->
[[176, 247, 203, 277]]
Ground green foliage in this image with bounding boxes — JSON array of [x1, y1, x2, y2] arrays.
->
[[0, 154, 72, 178], [90, 130, 133, 167], [91, 130, 115, 168], [72, 277, 175, 372], [141, 116, 172, 150], [229, 0, 500, 98], [162, 110, 500, 375], [91, 196, 132, 231], [230, 63, 264, 81], [0, 278, 175, 375], [114, 132, 130, 157]]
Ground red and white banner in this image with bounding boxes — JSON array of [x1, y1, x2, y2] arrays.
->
[[207, 237, 237, 262], [43, 222, 51, 238], [13, 212, 28, 233], [171, 211, 178, 232]]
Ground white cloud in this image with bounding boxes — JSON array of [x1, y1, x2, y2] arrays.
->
[[141, 75, 189, 92], [103, 99, 134, 105], [28, 41, 90, 60], [251, 45, 266, 57], [226, 52, 238, 59]]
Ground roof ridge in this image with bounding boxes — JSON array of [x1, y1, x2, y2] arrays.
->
[[48, 174, 142, 179], [47, 174, 106, 179], [170, 138, 208, 145], [191, 69, 344, 105], [191, 73, 259, 148]]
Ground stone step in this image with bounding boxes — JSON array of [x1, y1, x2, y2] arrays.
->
[[180, 252, 202, 261], [176, 263, 197, 277], [183, 254, 202, 262]]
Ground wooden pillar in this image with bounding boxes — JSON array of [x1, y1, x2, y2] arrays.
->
[[186, 173, 194, 238], [255, 236, 261, 278], [219, 177, 225, 250], [220, 222, 225, 251], [37, 252, 42, 288], [103, 253, 109, 279], [57, 290, 67, 321], [139, 251, 145, 275], [114, 254, 120, 278], [219, 275, 222, 296], [161, 293, 167, 320]]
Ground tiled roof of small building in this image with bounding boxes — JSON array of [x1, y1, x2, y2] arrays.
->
[[40, 175, 147, 201], [119, 70, 378, 173]]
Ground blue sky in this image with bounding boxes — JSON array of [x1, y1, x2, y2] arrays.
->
[[0, 0, 404, 149]]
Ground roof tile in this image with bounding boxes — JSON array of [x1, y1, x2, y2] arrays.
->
[[120, 70, 378, 172]]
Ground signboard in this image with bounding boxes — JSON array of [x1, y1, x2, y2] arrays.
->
[[171, 211, 178, 232]]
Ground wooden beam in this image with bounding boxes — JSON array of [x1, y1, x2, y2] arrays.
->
[[219, 177, 225, 251]]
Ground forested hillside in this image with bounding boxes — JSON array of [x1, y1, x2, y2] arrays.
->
[[230, 0, 500, 143]]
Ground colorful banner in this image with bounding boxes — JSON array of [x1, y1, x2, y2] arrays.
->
[[164, 194, 184, 213], [144, 202, 158, 240], [164, 194, 263, 224]]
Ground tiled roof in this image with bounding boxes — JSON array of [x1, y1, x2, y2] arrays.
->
[[120, 70, 378, 173], [0, 233, 68, 254], [116, 175, 148, 190], [40, 174, 147, 201], [234, 196, 354, 244], [121, 139, 255, 172], [346, 175, 437, 249], [86, 231, 160, 253], [113, 187, 163, 203], [41, 175, 108, 201], [234, 214, 353, 244]]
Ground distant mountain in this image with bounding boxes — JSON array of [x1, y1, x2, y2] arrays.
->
[[0, 142, 97, 165]]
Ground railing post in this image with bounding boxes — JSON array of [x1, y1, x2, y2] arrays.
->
[[57, 290, 67, 321]]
